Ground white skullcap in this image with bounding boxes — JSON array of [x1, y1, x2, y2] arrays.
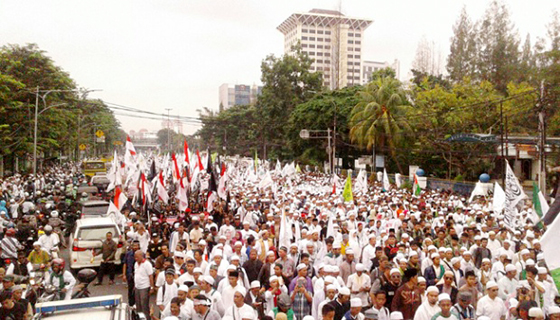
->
[[338, 287, 351, 296], [350, 298, 362, 308], [486, 281, 498, 289], [438, 293, 451, 302], [526, 259, 535, 266], [234, 286, 247, 297], [548, 306, 560, 315], [178, 285, 189, 292], [426, 286, 439, 294], [390, 268, 401, 275], [356, 263, 365, 272], [203, 275, 214, 285], [505, 264, 517, 272], [418, 276, 426, 283], [250, 280, 260, 289], [326, 284, 337, 291], [390, 311, 404, 320], [528, 308, 544, 318]]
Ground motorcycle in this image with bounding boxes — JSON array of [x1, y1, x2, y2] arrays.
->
[[71, 268, 97, 299]]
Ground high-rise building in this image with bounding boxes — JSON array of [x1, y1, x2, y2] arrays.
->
[[219, 83, 262, 111], [361, 59, 401, 84], [277, 9, 372, 90]]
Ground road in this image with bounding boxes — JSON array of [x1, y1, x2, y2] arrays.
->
[[61, 240, 129, 301]]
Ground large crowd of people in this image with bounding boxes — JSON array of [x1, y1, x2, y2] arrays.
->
[[0, 158, 559, 320]]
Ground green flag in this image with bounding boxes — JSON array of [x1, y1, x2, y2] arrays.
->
[[532, 182, 548, 228], [343, 175, 353, 202]]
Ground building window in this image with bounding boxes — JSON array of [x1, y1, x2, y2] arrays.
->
[[325, 30, 331, 35], [355, 69, 360, 74], [355, 47, 360, 52], [347, 76, 353, 80], [317, 59, 323, 63], [325, 38, 331, 42], [325, 52, 331, 56], [355, 76, 360, 80], [310, 44, 315, 48], [309, 52, 315, 55], [348, 33, 354, 37], [348, 40, 354, 44], [355, 40, 361, 44], [302, 36, 308, 40], [310, 37, 315, 41], [325, 60, 330, 64], [317, 38, 323, 42], [309, 29, 316, 34], [355, 33, 361, 37], [354, 55, 360, 59], [302, 44, 308, 48], [325, 45, 331, 49], [317, 52, 323, 56], [325, 67, 330, 71], [347, 68, 353, 73], [317, 67, 323, 71], [317, 30, 324, 34], [302, 29, 308, 33], [347, 54, 353, 59], [348, 47, 353, 51], [317, 45, 323, 49]]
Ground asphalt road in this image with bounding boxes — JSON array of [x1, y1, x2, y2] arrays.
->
[[61, 239, 129, 302]]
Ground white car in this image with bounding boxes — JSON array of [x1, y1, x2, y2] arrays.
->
[[70, 217, 124, 270]]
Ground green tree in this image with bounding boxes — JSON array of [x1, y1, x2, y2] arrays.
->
[[287, 86, 361, 165], [447, 6, 478, 82], [257, 43, 323, 159], [349, 77, 411, 173], [475, 1, 521, 92]]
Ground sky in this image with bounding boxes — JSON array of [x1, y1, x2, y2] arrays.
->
[[1, 0, 558, 135]]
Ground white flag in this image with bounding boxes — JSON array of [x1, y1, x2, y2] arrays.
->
[[279, 208, 291, 249], [383, 169, 390, 191], [395, 173, 402, 188], [504, 161, 527, 229], [492, 182, 506, 213]]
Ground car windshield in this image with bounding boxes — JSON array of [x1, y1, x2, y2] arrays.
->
[[92, 177, 110, 184], [84, 162, 105, 170], [82, 204, 109, 216], [78, 226, 118, 240]]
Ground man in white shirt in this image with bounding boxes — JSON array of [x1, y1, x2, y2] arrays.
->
[[134, 250, 154, 317], [497, 265, 518, 300], [347, 263, 371, 307], [156, 269, 178, 312], [361, 234, 377, 272], [200, 275, 225, 316], [223, 287, 257, 320], [221, 270, 245, 311], [476, 281, 507, 320], [414, 286, 441, 320]]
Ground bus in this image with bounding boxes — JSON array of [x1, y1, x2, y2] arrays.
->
[[82, 160, 107, 177]]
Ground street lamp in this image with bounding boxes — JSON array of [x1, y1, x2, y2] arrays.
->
[[299, 128, 333, 174], [33, 87, 99, 195]]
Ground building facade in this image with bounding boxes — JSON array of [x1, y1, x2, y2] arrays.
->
[[277, 9, 373, 90], [361, 59, 400, 84], [219, 84, 262, 111]]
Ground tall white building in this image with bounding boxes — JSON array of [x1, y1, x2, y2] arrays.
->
[[277, 9, 373, 90], [362, 59, 401, 84]]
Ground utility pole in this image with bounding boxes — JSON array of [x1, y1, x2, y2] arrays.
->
[[538, 81, 547, 195], [165, 108, 172, 152], [500, 102, 505, 187]]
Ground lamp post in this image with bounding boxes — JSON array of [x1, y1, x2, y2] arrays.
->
[[299, 128, 333, 174], [33, 87, 99, 195]]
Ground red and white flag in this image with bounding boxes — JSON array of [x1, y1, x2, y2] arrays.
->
[[126, 136, 136, 156], [157, 171, 169, 204], [139, 173, 151, 206], [171, 153, 181, 183], [114, 186, 128, 211], [184, 140, 190, 165]]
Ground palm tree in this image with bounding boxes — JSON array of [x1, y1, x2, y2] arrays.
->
[[349, 77, 411, 173]]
